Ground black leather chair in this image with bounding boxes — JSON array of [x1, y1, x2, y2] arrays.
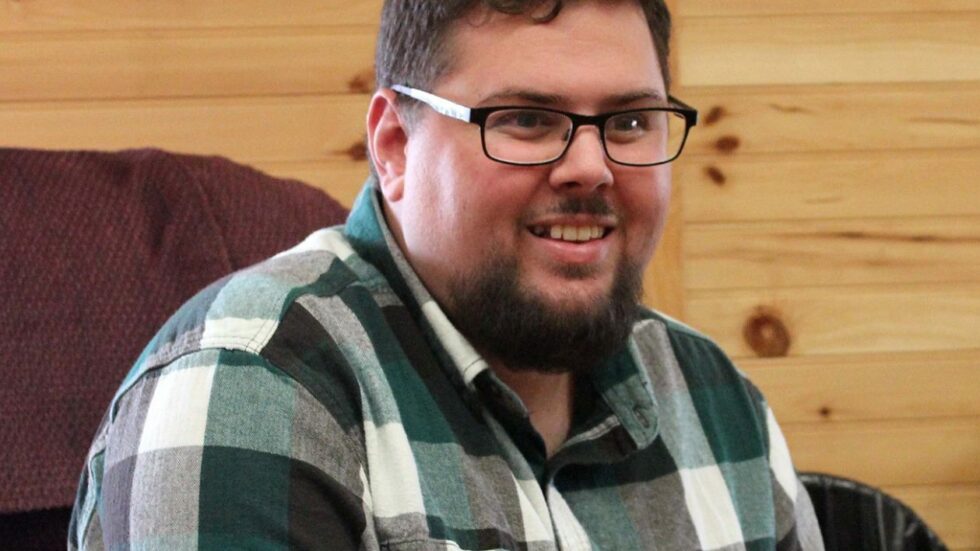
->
[[801, 472, 948, 551]]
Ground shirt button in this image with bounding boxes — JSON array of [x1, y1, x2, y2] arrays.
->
[[634, 405, 650, 428]]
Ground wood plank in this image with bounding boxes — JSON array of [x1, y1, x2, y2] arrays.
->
[[783, 417, 980, 487], [0, 0, 382, 33], [0, 29, 376, 101], [741, 350, 980, 424], [0, 95, 369, 164], [884, 483, 980, 550], [686, 282, 980, 358], [678, 1, 979, 17], [675, 149, 980, 222], [684, 216, 980, 289], [681, 83, 980, 155], [679, 13, 980, 87], [672, 0, 977, 18]]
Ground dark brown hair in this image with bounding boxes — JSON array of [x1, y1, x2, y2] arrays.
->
[[375, 0, 672, 96]]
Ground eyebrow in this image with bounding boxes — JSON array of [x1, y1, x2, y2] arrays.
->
[[478, 88, 564, 107], [477, 87, 667, 109], [608, 89, 668, 107]]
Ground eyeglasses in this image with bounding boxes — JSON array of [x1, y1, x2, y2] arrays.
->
[[392, 85, 698, 167]]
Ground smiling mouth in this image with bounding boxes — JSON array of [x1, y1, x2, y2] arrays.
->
[[529, 224, 612, 243]]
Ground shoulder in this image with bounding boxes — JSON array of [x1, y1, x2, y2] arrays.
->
[[111, 227, 391, 406], [633, 307, 746, 382], [639, 307, 765, 400], [631, 307, 770, 444]]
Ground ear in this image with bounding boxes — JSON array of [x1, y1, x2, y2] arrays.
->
[[366, 89, 409, 202]]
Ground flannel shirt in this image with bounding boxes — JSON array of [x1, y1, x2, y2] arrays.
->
[[71, 182, 824, 550]]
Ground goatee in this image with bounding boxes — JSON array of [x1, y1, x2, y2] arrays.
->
[[446, 253, 642, 374]]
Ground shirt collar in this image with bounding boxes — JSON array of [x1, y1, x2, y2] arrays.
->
[[343, 178, 660, 451], [344, 179, 492, 387]]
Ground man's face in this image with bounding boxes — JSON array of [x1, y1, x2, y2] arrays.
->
[[385, 1, 671, 369]]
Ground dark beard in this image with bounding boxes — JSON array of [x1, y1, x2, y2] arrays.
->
[[445, 253, 642, 374]]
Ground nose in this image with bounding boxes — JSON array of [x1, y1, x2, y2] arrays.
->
[[548, 125, 614, 193]]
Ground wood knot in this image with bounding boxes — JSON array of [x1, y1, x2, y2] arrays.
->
[[347, 69, 375, 94], [704, 106, 726, 126], [344, 139, 368, 161], [743, 308, 791, 358], [704, 165, 726, 186], [715, 135, 741, 154], [818, 406, 833, 419]]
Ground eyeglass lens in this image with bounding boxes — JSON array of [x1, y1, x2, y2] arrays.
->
[[483, 108, 688, 165]]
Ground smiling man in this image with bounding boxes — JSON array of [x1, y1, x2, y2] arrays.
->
[[71, 1, 823, 550]]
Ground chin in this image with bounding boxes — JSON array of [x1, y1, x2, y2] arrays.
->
[[531, 266, 614, 294]]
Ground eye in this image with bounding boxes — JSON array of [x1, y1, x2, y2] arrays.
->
[[514, 111, 547, 128], [606, 110, 666, 144], [609, 112, 651, 132], [486, 109, 567, 139]]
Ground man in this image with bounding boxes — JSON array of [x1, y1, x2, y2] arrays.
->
[[71, 1, 823, 549]]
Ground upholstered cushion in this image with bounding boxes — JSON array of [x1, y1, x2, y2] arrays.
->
[[0, 148, 349, 514]]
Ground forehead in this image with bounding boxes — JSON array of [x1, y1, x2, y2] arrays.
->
[[438, 1, 663, 105]]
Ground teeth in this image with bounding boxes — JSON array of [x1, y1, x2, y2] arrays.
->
[[534, 225, 605, 242]]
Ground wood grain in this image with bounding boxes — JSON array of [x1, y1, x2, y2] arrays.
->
[[681, 82, 980, 155], [0, 95, 369, 164], [741, 349, 980, 424], [784, 416, 980, 487], [0, 0, 382, 33], [0, 29, 376, 101], [679, 12, 980, 86], [686, 282, 980, 358], [678, 0, 980, 16], [684, 216, 980, 289], [676, 149, 980, 222]]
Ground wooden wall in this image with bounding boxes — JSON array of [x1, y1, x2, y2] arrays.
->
[[669, 2, 980, 548], [2, 1, 977, 547]]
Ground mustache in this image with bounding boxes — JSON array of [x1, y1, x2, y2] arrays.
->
[[550, 196, 615, 217]]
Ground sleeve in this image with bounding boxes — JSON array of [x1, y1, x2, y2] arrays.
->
[[74, 348, 374, 551], [765, 405, 825, 551]]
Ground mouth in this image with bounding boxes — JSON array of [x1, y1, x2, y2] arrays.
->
[[528, 224, 613, 243]]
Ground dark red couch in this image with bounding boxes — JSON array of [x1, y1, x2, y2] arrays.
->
[[0, 148, 349, 549]]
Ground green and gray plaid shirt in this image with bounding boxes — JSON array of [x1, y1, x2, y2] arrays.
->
[[71, 182, 823, 551]]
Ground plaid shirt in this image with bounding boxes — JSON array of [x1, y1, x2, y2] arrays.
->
[[71, 183, 823, 551]]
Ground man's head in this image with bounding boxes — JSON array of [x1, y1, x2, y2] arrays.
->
[[367, 0, 676, 373]]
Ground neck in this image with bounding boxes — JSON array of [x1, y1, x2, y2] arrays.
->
[[492, 362, 575, 459]]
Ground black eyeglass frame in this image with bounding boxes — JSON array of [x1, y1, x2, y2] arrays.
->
[[392, 84, 699, 167]]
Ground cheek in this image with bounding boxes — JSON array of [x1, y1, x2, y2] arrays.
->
[[625, 170, 672, 254]]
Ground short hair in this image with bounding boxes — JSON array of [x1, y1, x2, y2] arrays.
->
[[375, 0, 672, 97]]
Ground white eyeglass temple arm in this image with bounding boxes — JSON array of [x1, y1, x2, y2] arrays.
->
[[392, 85, 472, 123]]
